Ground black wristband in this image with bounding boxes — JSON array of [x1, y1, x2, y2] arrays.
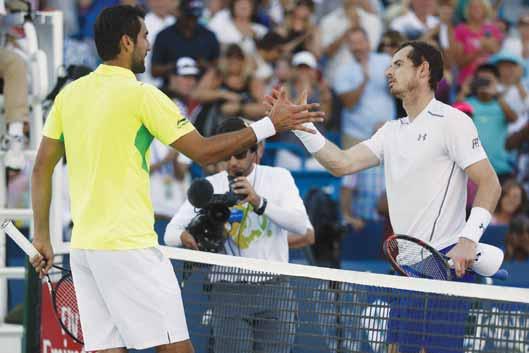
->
[[254, 197, 267, 215]]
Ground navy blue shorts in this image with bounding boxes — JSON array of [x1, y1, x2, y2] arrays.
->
[[387, 245, 476, 353]]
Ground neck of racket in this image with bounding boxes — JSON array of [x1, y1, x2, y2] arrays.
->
[[1, 220, 41, 261]]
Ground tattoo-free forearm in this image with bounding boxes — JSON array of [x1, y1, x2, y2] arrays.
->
[[31, 169, 53, 240], [471, 173, 501, 214], [313, 141, 378, 177]]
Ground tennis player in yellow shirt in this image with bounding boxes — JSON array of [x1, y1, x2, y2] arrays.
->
[[29, 5, 324, 353]]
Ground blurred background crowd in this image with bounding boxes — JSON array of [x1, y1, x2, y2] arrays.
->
[[3, 0, 529, 266]]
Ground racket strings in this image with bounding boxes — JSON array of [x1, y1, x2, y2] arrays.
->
[[387, 238, 450, 280], [53, 274, 84, 343]]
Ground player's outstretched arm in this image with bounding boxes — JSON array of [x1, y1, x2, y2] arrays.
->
[[264, 88, 379, 176], [172, 87, 324, 166], [313, 140, 379, 177]]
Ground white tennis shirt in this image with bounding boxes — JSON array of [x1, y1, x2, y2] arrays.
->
[[363, 98, 488, 250]]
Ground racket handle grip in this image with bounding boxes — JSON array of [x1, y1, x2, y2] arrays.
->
[[1, 220, 40, 260]]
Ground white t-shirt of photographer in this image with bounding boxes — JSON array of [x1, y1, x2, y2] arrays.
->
[[164, 164, 309, 264]]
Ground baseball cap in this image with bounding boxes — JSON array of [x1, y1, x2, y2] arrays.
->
[[291, 51, 317, 69], [180, 0, 203, 18], [176, 57, 200, 76], [488, 51, 524, 67]]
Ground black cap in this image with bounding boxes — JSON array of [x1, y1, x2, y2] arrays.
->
[[180, 0, 204, 18]]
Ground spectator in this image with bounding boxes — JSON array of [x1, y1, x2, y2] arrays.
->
[[332, 27, 395, 148], [502, 13, 529, 80], [504, 214, 529, 262], [275, 51, 331, 170], [490, 51, 529, 127], [151, 0, 220, 82], [463, 63, 517, 181], [202, 0, 226, 22], [454, 0, 503, 85], [505, 110, 529, 194], [192, 44, 267, 123], [163, 57, 203, 124], [319, 0, 383, 82], [207, 0, 268, 55], [0, 3, 29, 170], [254, 0, 286, 27], [390, 0, 440, 40], [253, 31, 286, 84], [492, 178, 528, 225], [138, 0, 177, 87], [277, 0, 322, 58], [267, 56, 292, 92], [420, 0, 458, 69], [377, 29, 406, 55], [165, 118, 309, 353]]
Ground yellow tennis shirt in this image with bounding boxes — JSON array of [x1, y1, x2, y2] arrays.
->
[[43, 64, 195, 249]]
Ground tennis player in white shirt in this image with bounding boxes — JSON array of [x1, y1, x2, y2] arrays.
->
[[268, 41, 502, 353]]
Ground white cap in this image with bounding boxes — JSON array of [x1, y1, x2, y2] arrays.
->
[[176, 57, 200, 76], [292, 51, 317, 69], [472, 243, 504, 277]]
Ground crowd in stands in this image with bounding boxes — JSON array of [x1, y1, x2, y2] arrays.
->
[[2, 0, 529, 263]]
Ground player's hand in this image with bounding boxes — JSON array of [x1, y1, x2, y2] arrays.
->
[[265, 87, 325, 133], [31, 237, 54, 278], [181, 231, 199, 250], [446, 238, 477, 278], [231, 176, 260, 209]]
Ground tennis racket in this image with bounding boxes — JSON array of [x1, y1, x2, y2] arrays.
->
[[1, 220, 84, 344], [383, 234, 509, 281]]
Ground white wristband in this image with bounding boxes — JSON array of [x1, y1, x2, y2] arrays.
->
[[293, 123, 326, 153], [250, 116, 276, 142], [459, 207, 492, 243]]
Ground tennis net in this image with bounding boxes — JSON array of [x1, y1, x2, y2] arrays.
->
[[160, 246, 529, 353]]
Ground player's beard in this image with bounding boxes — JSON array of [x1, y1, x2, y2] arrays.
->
[[131, 50, 146, 74]]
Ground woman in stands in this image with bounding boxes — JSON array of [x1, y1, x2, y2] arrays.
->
[[193, 43, 267, 122], [492, 178, 528, 225]]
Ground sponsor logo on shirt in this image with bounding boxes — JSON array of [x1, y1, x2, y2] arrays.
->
[[177, 118, 189, 128], [472, 137, 480, 149]]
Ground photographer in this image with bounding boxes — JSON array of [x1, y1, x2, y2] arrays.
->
[[165, 117, 310, 353]]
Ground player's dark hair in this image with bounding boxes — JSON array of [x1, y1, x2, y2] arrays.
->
[[94, 5, 146, 61], [396, 41, 444, 91], [216, 118, 257, 152]]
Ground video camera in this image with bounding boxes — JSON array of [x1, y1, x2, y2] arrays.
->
[[185, 175, 245, 252]]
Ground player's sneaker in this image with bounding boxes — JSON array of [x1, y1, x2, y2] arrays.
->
[[2, 134, 26, 170]]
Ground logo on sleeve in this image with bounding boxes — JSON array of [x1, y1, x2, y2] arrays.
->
[[177, 118, 189, 128], [472, 137, 480, 149]]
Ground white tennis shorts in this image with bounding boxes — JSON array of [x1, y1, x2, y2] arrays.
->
[[70, 247, 189, 351]]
